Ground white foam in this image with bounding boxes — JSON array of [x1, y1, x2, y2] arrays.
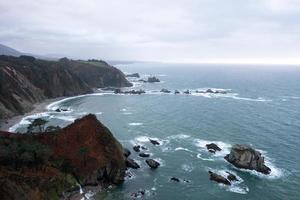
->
[[128, 122, 143, 126], [135, 136, 150, 143], [181, 163, 194, 172], [196, 153, 214, 161], [123, 112, 132, 115], [175, 147, 193, 153], [95, 112, 102, 115], [9, 112, 51, 132], [209, 169, 249, 194], [50, 115, 76, 122], [120, 108, 127, 112], [167, 134, 191, 140], [194, 138, 231, 158]]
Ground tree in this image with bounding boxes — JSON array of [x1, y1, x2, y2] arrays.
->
[[27, 118, 48, 133]]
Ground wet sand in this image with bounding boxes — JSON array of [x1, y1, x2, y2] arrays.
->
[[0, 97, 65, 132]]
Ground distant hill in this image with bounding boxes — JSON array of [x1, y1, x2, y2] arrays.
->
[[0, 44, 22, 57], [0, 55, 132, 119]]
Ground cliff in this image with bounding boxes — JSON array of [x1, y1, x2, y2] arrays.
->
[[0, 56, 132, 119], [0, 114, 126, 200]]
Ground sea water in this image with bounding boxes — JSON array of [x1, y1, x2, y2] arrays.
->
[[11, 63, 300, 200]]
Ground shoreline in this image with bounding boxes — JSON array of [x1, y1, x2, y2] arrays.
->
[[0, 97, 66, 132]]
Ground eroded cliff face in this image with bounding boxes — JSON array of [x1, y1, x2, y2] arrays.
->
[[0, 114, 126, 200], [0, 56, 132, 119]]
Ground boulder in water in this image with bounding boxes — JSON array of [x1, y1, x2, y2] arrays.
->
[[206, 143, 222, 153], [149, 139, 160, 145], [160, 88, 171, 93], [133, 145, 141, 152], [170, 177, 180, 182], [139, 153, 150, 158], [206, 89, 214, 93], [145, 159, 160, 169], [126, 158, 140, 169], [183, 90, 190, 94], [224, 144, 271, 174], [208, 171, 231, 185], [174, 90, 180, 94]]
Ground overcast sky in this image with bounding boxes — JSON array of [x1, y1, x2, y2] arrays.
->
[[1, 0, 300, 64]]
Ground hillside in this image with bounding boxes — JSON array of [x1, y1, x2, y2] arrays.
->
[[0, 114, 126, 200], [0, 56, 132, 119]]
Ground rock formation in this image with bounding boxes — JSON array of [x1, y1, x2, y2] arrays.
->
[[224, 144, 271, 174], [0, 114, 126, 199]]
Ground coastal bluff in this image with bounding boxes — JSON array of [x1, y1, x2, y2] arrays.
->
[[0, 56, 132, 119], [0, 114, 126, 199]]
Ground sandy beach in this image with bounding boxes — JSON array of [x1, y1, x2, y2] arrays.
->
[[0, 97, 65, 132]]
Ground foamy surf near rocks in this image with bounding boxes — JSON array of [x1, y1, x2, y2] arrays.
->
[[224, 144, 271, 175]]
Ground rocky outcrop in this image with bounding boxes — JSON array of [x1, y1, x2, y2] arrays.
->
[[206, 143, 222, 153], [147, 76, 160, 83], [0, 114, 126, 199], [126, 73, 140, 78], [224, 144, 271, 174], [208, 171, 231, 185], [0, 56, 131, 119], [145, 159, 160, 169]]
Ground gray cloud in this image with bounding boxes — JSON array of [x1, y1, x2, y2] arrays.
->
[[0, 0, 300, 64]]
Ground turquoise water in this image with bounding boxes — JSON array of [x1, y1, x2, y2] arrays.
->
[[12, 63, 300, 199]]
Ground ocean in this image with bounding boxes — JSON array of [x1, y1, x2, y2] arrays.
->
[[10, 63, 300, 199]]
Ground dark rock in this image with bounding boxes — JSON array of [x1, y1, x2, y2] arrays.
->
[[123, 148, 131, 158], [224, 144, 271, 175], [226, 171, 238, 182], [149, 139, 160, 145], [126, 73, 140, 78], [209, 149, 216, 154], [183, 90, 190, 94], [174, 90, 180, 94], [206, 89, 214, 93], [160, 88, 171, 93], [126, 158, 140, 169], [61, 108, 69, 112], [147, 76, 160, 83], [206, 143, 222, 152], [124, 89, 145, 95], [138, 79, 147, 83], [133, 145, 141, 152], [55, 108, 61, 112], [139, 153, 150, 158], [114, 88, 122, 94], [170, 177, 180, 182], [145, 159, 160, 169], [208, 171, 231, 185]]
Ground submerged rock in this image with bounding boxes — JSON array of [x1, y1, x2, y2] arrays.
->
[[170, 177, 180, 182], [126, 158, 140, 169], [208, 171, 231, 185], [145, 159, 160, 169], [160, 88, 171, 93], [149, 139, 160, 146], [174, 90, 180, 94], [123, 89, 145, 95], [139, 153, 150, 158], [183, 90, 190, 94], [224, 144, 271, 174], [206, 89, 214, 93], [206, 143, 222, 153], [114, 88, 122, 94]]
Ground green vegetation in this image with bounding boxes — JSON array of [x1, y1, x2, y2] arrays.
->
[[0, 136, 52, 170]]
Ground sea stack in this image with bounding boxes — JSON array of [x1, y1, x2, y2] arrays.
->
[[224, 144, 271, 174]]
